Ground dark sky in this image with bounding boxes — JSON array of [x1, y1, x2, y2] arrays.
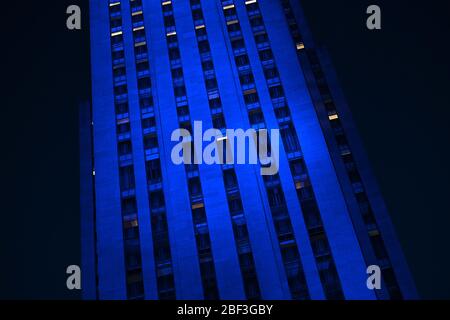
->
[[1, 0, 449, 299]]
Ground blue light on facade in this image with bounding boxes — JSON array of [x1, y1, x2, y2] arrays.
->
[[82, 0, 417, 300]]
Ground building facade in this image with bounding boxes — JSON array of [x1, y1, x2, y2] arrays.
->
[[82, 0, 417, 300]]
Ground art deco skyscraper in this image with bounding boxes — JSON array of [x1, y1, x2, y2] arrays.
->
[[81, 0, 417, 300]]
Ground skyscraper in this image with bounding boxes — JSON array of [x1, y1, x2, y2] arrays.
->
[[82, 0, 417, 300]]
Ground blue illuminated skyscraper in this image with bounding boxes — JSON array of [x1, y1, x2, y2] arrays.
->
[[81, 0, 417, 300]]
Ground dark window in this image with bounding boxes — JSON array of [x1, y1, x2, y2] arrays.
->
[[122, 197, 137, 215], [290, 159, 306, 176], [212, 114, 225, 129], [120, 165, 136, 190], [235, 54, 249, 67], [144, 134, 158, 149], [116, 102, 129, 114], [146, 159, 162, 184], [223, 169, 237, 189], [269, 85, 284, 99], [138, 77, 151, 90], [114, 84, 127, 95], [118, 141, 132, 156], [239, 73, 254, 85], [117, 122, 130, 134], [142, 117, 156, 129], [280, 124, 300, 152], [259, 49, 273, 61], [140, 96, 153, 108], [188, 177, 202, 197]]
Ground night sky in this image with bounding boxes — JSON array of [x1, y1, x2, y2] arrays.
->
[[1, 0, 449, 299]]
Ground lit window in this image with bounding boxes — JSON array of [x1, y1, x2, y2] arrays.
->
[[192, 202, 204, 210], [135, 41, 146, 47], [227, 19, 238, 25], [243, 88, 257, 95], [328, 114, 339, 121], [111, 31, 123, 37], [166, 31, 177, 36], [245, 0, 257, 4], [162, 0, 172, 5], [223, 4, 235, 10], [296, 42, 305, 50]]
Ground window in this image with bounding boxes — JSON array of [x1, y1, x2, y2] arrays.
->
[[120, 165, 136, 190], [205, 78, 218, 90], [275, 106, 290, 119], [264, 67, 278, 79], [193, 206, 206, 224], [280, 124, 300, 152], [370, 234, 389, 260], [248, 109, 264, 125], [118, 141, 132, 155], [290, 159, 306, 176], [267, 187, 285, 207], [231, 38, 245, 50], [144, 134, 158, 149], [198, 40, 210, 53], [137, 77, 151, 90], [281, 245, 299, 263], [114, 84, 127, 95], [255, 32, 268, 44], [134, 43, 147, 55], [202, 60, 214, 71], [136, 60, 149, 72], [188, 177, 202, 197], [112, 50, 124, 61], [177, 105, 189, 116], [164, 15, 175, 27], [122, 197, 137, 215], [110, 17, 122, 28], [212, 114, 225, 129], [146, 159, 162, 184], [111, 33, 124, 45], [150, 190, 165, 210], [131, 12, 143, 24], [169, 48, 180, 60], [250, 17, 263, 28], [113, 66, 125, 77], [258, 49, 273, 61], [171, 67, 183, 78], [233, 222, 249, 242], [116, 102, 129, 114], [235, 54, 249, 67], [244, 92, 259, 104], [223, 169, 237, 189], [142, 116, 156, 129], [123, 218, 139, 240], [228, 196, 243, 214], [269, 85, 284, 99], [174, 85, 186, 97], [157, 274, 175, 295], [117, 122, 130, 134], [311, 233, 330, 256], [124, 243, 142, 269], [209, 97, 221, 109], [140, 96, 153, 108], [239, 73, 254, 85], [192, 9, 204, 21]]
